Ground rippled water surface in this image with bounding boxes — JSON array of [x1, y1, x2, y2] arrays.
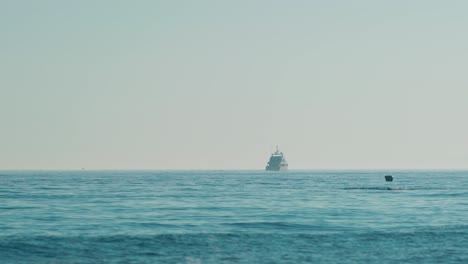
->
[[1, 170, 468, 263]]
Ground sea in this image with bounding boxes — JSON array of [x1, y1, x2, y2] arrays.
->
[[1, 170, 468, 263]]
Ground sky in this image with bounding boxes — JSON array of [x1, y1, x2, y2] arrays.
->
[[1, 0, 468, 170]]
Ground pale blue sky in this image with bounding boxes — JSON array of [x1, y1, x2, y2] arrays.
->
[[1, 0, 468, 169]]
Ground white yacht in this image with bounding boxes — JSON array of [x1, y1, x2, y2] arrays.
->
[[265, 147, 288, 171]]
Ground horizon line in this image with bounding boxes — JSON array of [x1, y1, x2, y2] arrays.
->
[[2, 168, 468, 171]]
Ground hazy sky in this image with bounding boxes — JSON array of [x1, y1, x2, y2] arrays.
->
[[1, 0, 468, 170]]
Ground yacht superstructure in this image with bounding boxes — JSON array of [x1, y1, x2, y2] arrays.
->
[[265, 147, 288, 171]]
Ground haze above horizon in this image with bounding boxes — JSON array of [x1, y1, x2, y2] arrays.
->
[[1, 1, 468, 170]]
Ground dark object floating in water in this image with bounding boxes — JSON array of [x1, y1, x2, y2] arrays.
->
[[385, 175, 393, 182]]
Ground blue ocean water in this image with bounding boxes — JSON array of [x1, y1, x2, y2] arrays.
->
[[1, 170, 468, 263]]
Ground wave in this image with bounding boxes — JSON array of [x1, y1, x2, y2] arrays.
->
[[223, 221, 327, 231], [343, 186, 464, 192], [343, 186, 409, 190], [0, 206, 38, 210], [2, 227, 468, 263]]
